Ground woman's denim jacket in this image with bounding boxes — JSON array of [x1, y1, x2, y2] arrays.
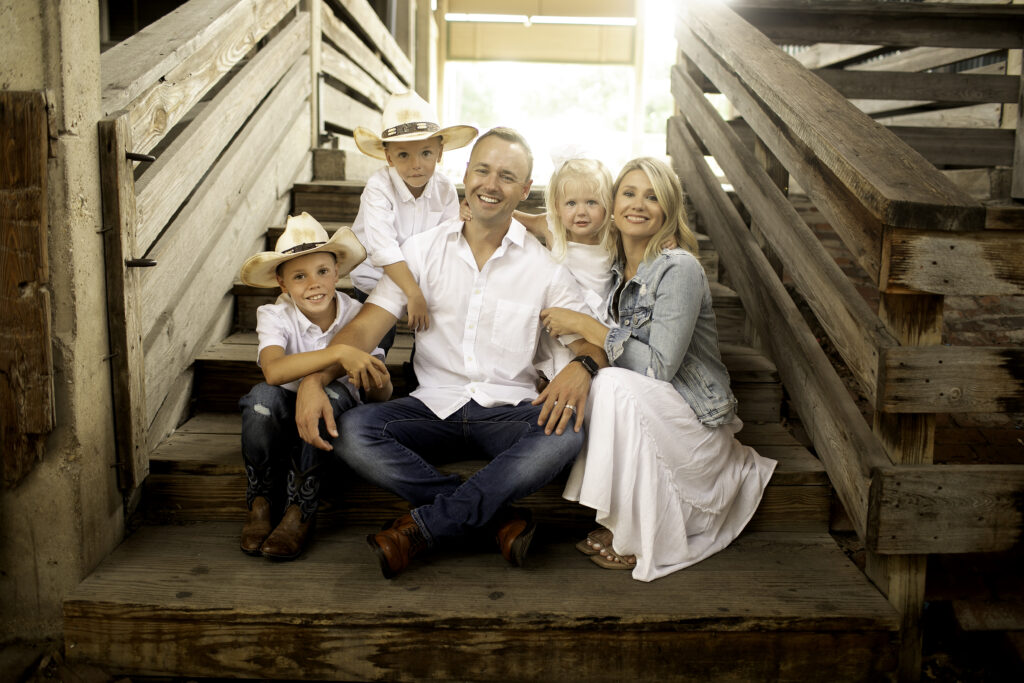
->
[[604, 249, 738, 427]]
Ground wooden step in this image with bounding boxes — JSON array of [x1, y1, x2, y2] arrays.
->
[[195, 328, 780, 422], [143, 412, 828, 533], [63, 522, 898, 681]]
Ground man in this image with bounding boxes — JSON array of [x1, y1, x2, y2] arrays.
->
[[294, 127, 607, 578]]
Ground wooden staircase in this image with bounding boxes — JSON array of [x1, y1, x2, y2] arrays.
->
[[63, 175, 901, 681]]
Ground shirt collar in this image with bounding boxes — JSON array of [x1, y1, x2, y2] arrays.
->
[[388, 166, 433, 203], [283, 291, 342, 335]]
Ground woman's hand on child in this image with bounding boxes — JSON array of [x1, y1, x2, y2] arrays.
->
[[540, 307, 587, 338], [407, 292, 430, 332], [335, 345, 390, 391]]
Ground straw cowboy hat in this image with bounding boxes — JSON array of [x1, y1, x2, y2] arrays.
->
[[240, 212, 366, 289], [353, 91, 477, 161]]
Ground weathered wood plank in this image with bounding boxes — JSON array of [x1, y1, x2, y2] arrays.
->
[[320, 84, 382, 135], [848, 47, 1000, 74], [887, 126, 1015, 168], [668, 115, 889, 542], [879, 345, 1024, 414], [119, 0, 299, 155], [884, 228, 1024, 295], [875, 102, 1003, 129], [133, 11, 309, 253], [868, 464, 1024, 554], [97, 113, 149, 490], [142, 103, 308, 427], [140, 60, 309, 345], [671, 67, 898, 411], [0, 91, 54, 488], [330, 0, 413, 85], [814, 69, 1019, 104], [101, 0, 254, 115], [320, 0, 405, 94], [791, 43, 884, 70], [732, 1, 1024, 49], [675, 23, 887, 283], [985, 202, 1024, 230], [64, 523, 898, 681], [680, 2, 985, 232], [320, 40, 389, 110]]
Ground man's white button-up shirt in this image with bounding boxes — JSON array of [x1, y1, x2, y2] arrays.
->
[[367, 217, 587, 419]]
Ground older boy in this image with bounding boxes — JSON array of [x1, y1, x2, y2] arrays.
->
[[294, 129, 609, 578], [349, 91, 477, 350], [237, 212, 391, 560]]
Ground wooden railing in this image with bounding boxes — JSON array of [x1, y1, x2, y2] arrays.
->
[[670, 1, 1024, 679], [98, 0, 408, 491]]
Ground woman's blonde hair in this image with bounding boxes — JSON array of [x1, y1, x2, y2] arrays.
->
[[544, 158, 614, 260], [610, 157, 698, 262]]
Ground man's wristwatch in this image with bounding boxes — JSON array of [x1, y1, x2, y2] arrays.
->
[[571, 355, 600, 378]]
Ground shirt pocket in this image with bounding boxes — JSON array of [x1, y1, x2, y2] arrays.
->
[[491, 299, 539, 352]]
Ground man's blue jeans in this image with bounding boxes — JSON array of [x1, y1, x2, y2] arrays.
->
[[337, 397, 584, 545], [240, 381, 358, 519]]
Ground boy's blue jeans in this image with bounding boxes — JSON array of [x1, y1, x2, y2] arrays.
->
[[336, 397, 584, 545], [239, 381, 358, 520]]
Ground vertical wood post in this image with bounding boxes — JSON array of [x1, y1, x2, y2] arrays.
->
[[744, 138, 788, 355], [867, 292, 942, 683], [0, 91, 55, 488], [303, 0, 322, 148], [98, 112, 149, 491]]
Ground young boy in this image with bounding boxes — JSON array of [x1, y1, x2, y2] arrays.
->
[[349, 91, 477, 352], [237, 212, 392, 560]]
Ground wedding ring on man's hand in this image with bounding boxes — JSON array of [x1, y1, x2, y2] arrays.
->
[[564, 404, 577, 414]]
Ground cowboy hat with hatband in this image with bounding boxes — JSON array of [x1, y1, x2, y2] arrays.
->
[[353, 91, 477, 161], [240, 212, 366, 289]]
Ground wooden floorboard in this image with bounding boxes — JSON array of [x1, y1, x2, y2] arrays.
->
[[64, 522, 899, 681]]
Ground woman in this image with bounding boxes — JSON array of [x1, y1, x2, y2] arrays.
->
[[540, 157, 776, 581]]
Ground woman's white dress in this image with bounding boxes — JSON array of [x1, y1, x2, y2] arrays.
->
[[563, 368, 776, 581]]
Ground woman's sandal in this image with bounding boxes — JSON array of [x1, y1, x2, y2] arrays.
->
[[575, 528, 613, 556], [590, 546, 637, 570]]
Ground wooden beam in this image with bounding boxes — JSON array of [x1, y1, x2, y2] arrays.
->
[[813, 70, 1019, 105], [321, 85, 382, 135], [792, 43, 884, 70], [668, 115, 889, 543], [116, 0, 298, 155], [330, 0, 414, 86], [868, 465, 1024, 554], [679, 2, 984, 233], [98, 113, 149, 490], [133, 12, 309, 254], [884, 228, 1024, 296], [887, 126, 1015, 168], [848, 46, 999, 74], [669, 67, 899, 410], [0, 91, 54, 488], [321, 0, 407, 95], [879, 345, 1024, 414], [868, 290, 941, 683], [321, 41, 390, 110], [731, 1, 1024, 49]]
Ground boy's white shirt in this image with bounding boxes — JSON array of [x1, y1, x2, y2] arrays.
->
[[255, 290, 385, 398], [349, 165, 460, 294], [367, 217, 587, 420]]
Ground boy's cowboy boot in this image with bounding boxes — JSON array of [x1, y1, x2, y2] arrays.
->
[[260, 465, 319, 560], [239, 496, 272, 556]]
